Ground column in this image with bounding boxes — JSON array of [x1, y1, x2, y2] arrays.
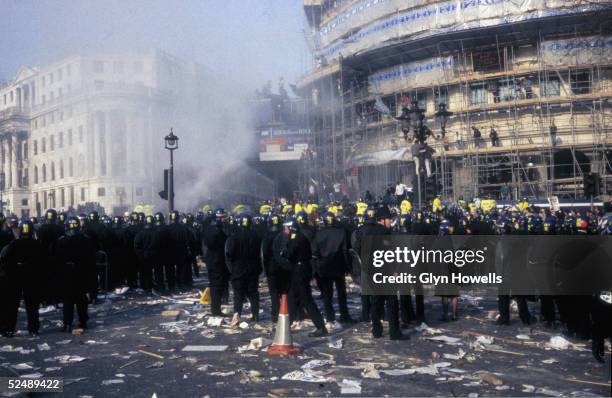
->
[[105, 111, 113, 177], [92, 112, 101, 177], [0, 137, 5, 188], [7, 135, 13, 189], [125, 114, 135, 176]]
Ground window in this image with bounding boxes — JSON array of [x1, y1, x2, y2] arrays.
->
[[78, 126, 83, 143], [94, 60, 104, 73], [136, 187, 143, 196], [42, 115, 46, 127], [60, 159, 64, 179], [81, 187, 85, 201], [42, 76, 46, 87], [69, 157, 74, 177], [98, 187, 105, 197], [541, 77, 560, 97], [134, 61, 144, 73], [42, 137, 46, 153], [21, 199, 28, 206], [49, 72, 54, 84], [68, 129, 73, 145], [60, 188, 65, 208], [470, 83, 488, 105], [94, 80, 105, 90], [50, 135, 55, 151], [57, 69, 62, 81], [34, 166, 38, 184], [22, 168, 28, 187], [570, 70, 591, 95], [23, 142, 28, 160], [59, 132, 64, 148], [42, 164, 47, 182], [70, 186, 74, 206], [66, 64, 71, 76], [33, 140, 38, 155], [51, 162, 55, 180]]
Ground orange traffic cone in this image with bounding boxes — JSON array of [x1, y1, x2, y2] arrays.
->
[[267, 294, 301, 356]]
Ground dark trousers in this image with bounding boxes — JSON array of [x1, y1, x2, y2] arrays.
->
[[289, 271, 325, 329], [207, 267, 229, 316], [361, 295, 372, 321], [177, 260, 193, 287], [316, 275, 349, 322], [5, 287, 39, 334], [63, 291, 89, 328], [267, 270, 290, 323], [540, 295, 556, 323], [400, 294, 425, 323], [126, 255, 139, 288], [138, 261, 153, 292], [153, 264, 165, 289], [498, 295, 530, 323], [192, 259, 200, 277], [164, 263, 176, 290], [232, 274, 260, 319], [371, 295, 400, 338]]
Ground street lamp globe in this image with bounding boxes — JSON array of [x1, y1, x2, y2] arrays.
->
[[434, 103, 453, 134], [164, 128, 179, 150]]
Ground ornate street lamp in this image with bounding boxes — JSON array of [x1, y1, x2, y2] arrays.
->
[[434, 103, 453, 138], [164, 128, 179, 213]]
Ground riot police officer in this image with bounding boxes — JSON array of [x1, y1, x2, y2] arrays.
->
[[225, 214, 262, 322], [313, 212, 354, 324], [56, 217, 96, 331], [203, 208, 230, 316], [134, 215, 163, 293], [167, 211, 192, 288], [273, 219, 328, 337], [37, 209, 65, 304], [0, 220, 43, 337], [261, 214, 287, 322]]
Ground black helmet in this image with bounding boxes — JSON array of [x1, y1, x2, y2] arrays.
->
[[67, 216, 80, 231], [112, 216, 123, 226], [29, 216, 38, 225], [154, 212, 165, 224], [7, 216, 18, 228], [45, 209, 58, 223], [169, 211, 180, 223], [137, 212, 146, 223], [19, 220, 34, 237], [88, 211, 99, 222], [145, 215, 155, 225], [58, 212, 67, 223], [238, 214, 252, 229]]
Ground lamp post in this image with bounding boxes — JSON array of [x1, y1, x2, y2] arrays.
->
[[434, 103, 453, 138], [164, 128, 179, 213], [0, 171, 4, 215]]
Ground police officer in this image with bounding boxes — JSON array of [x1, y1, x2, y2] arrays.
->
[[37, 209, 65, 304], [313, 212, 354, 324], [225, 214, 262, 323], [0, 220, 43, 337], [167, 211, 192, 288], [273, 219, 328, 337], [203, 208, 230, 316], [134, 215, 163, 293], [261, 214, 287, 322], [123, 212, 142, 289], [56, 217, 96, 332], [107, 216, 129, 288], [154, 212, 174, 291], [351, 206, 377, 322], [358, 205, 406, 340]]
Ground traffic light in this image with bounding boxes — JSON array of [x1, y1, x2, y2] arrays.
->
[[583, 172, 601, 198], [159, 169, 169, 200]]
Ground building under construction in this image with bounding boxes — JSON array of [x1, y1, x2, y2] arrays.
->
[[298, 0, 612, 203]]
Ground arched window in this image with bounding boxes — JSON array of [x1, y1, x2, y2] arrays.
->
[[42, 137, 46, 153], [42, 164, 47, 182], [51, 162, 55, 180], [34, 166, 38, 184], [60, 159, 64, 179], [69, 157, 74, 177]]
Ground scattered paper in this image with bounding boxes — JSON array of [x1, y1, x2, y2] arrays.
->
[[12, 363, 33, 370], [37, 343, 51, 351], [207, 317, 224, 327], [327, 337, 343, 349], [516, 334, 531, 340], [542, 358, 559, 364], [338, 378, 361, 394], [476, 335, 494, 345], [546, 336, 572, 350], [443, 348, 466, 360], [301, 359, 335, 369], [425, 335, 462, 345], [182, 345, 228, 352], [101, 379, 125, 385], [479, 372, 503, 386], [282, 370, 334, 383]]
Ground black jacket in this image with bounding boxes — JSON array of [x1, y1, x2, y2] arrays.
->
[[261, 228, 282, 277], [55, 230, 96, 294], [134, 225, 163, 264], [273, 230, 312, 279], [203, 223, 229, 276], [225, 228, 261, 279], [313, 224, 350, 277], [0, 238, 43, 290]]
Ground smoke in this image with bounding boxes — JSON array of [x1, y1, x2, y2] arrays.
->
[[1, 0, 307, 213]]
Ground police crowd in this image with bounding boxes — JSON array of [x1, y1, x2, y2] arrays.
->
[[0, 195, 610, 363]]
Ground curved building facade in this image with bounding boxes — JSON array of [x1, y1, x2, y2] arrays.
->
[[299, 0, 612, 201]]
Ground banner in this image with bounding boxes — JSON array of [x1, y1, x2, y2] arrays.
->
[[259, 128, 310, 162], [368, 56, 455, 94]]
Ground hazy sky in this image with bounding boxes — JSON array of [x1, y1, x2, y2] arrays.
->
[[0, 0, 310, 91]]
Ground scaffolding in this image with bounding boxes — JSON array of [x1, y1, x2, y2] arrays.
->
[[298, 17, 612, 202]]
